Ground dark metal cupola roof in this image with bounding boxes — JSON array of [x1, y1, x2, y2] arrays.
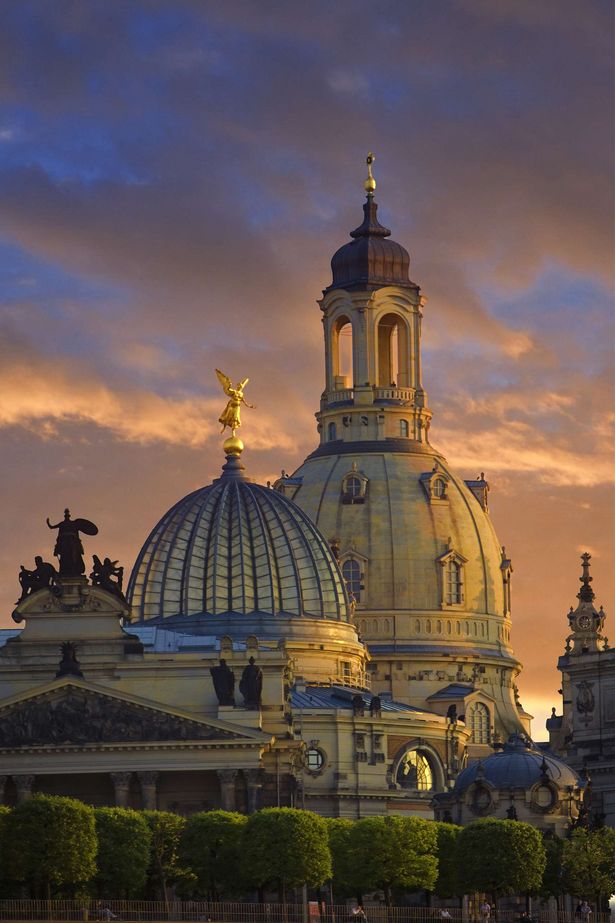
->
[[327, 153, 416, 293]]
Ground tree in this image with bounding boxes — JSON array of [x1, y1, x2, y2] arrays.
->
[[562, 827, 615, 908], [143, 811, 188, 902], [242, 808, 332, 900], [346, 816, 438, 905], [179, 810, 247, 900], [327, 818, 364, 900], [434, 823, 462, 900], [8, 794, 97, 898], [458, 819, 546, 902], [94, 807, 152, 898], [540, 834, 564, 903]]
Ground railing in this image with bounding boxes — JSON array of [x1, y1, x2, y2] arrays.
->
[[326, 389, 354, 404], [373, 387, 415, 403], [0, 903, 609, 923], [325, 387, 416, 405]]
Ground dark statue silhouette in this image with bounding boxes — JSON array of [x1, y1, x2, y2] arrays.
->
[[210, 659, 235, 706], [239, 656, 263, 708], [90, 555, 124, 597], [47, 509, 98, 577], [56, 641, 84, 679], [18, 556, 57, 601]]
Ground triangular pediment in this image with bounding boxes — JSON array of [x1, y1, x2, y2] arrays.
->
[[0, 678, 270, 749]]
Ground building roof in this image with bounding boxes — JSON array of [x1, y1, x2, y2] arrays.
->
[[427, 684, 474, 700], [327, 195, 417, 293], [453, 733, 579, 794], [290, 684, 429, 714]]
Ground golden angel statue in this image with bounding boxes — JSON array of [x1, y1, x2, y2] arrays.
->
[[216, 369, 255, 435]]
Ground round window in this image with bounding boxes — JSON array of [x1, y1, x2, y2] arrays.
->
[[305, 747, 325, 773], [532, 783, 557, 812]]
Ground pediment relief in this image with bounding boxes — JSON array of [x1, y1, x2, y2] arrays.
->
[[0, 683, 261, 749]]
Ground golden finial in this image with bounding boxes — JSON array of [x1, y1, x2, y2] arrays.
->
[[364, 152, 376, 196], [215, 369, 255, 457]]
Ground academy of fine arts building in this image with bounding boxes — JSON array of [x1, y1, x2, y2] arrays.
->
[[1, 157, 613, 836]]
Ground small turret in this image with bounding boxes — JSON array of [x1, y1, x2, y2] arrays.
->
[[564, 553, 606, 654]]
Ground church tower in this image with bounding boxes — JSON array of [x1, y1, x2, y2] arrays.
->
[[277, 156, 528, 751]]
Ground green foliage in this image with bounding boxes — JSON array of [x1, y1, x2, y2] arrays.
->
[[94, 807, 152, 898], [458, 819, 546, 897], [562, 827, 615, 904], [143, 811, 188, 901], [179, 810, 247, 899], [346, 816, 438, 902], [327, 818, 363, 899], [8, 795, 97, 898], [540, 834, 564, 900], [434, 823, 462, 899], [242, 808, 332, 893]]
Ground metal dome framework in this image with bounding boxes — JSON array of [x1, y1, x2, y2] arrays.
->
[[128, 477, 350, 623]]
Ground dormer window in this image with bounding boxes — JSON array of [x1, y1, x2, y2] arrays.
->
[[342, 559, 362, 603], [446, 560, 463, 605], [419, 463, 450, 502], [340, 547, 368, 608], [341, 465, 368, 504], [432, 477, 446, 499], [437, 541, 468, 609]]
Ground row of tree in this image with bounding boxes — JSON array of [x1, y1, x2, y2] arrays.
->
[[1, 797, 614, 906]]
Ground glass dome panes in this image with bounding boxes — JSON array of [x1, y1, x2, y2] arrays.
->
[[397, 749, 434, 791], [128, 479, 350, 623]]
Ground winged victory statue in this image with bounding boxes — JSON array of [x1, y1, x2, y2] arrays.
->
[[216, 369, 255, 436]]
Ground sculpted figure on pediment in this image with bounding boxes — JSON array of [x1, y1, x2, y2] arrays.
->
[[0, 688, 234, 747]]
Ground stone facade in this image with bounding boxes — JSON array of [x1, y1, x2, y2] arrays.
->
[[548, 555, 615, 827]]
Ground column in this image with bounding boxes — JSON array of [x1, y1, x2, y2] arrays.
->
[[14, 774, 34, 802], [138, 771, 159, 810], [244, 768, 263, 814], [217, 769, 238, 811], [110, 771, 132, 807]]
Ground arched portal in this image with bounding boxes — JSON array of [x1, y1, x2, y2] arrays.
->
[[331, 315, 353, 390], [377, 313, 409, 387]]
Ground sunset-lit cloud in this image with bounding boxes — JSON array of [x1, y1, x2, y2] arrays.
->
[[0, 0, 612, 734]]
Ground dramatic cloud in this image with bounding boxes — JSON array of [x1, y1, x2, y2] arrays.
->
[[0, 0, 612, 733]]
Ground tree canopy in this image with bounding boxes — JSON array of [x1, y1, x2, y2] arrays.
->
[[143, 810, 188, 901], [8, 795, 97, 898], [562, 827, 615, 905], [458, 819, 546, 898], [433, 823, 462, 899], [179, 810, 246, 899], [242, 808, 331, 896], [94, 807, 152, 898], [346, 816, 438, 903]]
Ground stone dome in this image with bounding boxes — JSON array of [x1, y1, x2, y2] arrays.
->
[[127, 455, 351, 635], [453, 734, 579, 794], [328, 197, 417, 292]]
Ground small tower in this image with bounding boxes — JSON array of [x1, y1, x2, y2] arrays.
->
[[317, 153, 432, 446], [565, 553, 607, 654]]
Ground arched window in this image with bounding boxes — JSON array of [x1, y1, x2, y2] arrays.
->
[[467, 701, 490, 744], [396, 750, 434, 791], [327, 421, 337, 442], [342, 559, 361, 602], [332, 316, 353, 390], [400, 419, 409, 437], [446, 560, 463, 605], [377, 313, 410, 387]]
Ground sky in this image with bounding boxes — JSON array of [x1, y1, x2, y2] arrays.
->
[[0, 0, 613, 735]]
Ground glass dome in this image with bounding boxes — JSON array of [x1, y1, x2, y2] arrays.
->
[[127, 462, 351, 628]]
